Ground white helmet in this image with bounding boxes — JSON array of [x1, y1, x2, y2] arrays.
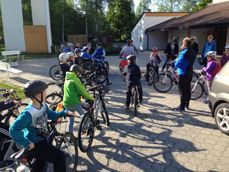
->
[[67, 52, 74, 58], [58, 53, 68, 62], [206, 51, 217, 57]]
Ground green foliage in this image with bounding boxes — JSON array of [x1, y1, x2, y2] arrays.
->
[[136, 0, 151, 18], [156, 0, 212, 12], [107, 0, 135, 41]]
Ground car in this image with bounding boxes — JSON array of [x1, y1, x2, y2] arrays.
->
[[208, 62, 229, 135]]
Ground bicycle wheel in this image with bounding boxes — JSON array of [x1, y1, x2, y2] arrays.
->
[[78, 115, 94, 152], [153, 73, 173, 93], [148, 68, 156, 86], [53, 132, 78, 171], [100, 98, 110, 126], [45, 93, 62, 105], [190, 81, 204, 100], [49, 65, 63, 81]]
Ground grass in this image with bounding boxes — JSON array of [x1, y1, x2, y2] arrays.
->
[[0, 81, 25, 101]]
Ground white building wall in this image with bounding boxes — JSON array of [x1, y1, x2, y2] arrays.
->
[[0, 0, 25, 51], [213, 0, 229, 3], [31, 0, 52, 53], [132, 14, 178, 50]]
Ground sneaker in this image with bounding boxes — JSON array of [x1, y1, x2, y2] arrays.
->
[[96, 120, 102, 130], [173, 107, 185, 112], [125, 107, 130, 111]]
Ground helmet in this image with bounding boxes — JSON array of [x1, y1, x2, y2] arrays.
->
[[70, 64, 82, 73], [206, 51, 217, 57], [152, 47, 158, 52], [126, 54, 136, 61], [82, 46, 90, 51], [74, 48, 81, 54], [225, 44, 229, 49], [67, 52, 74, 58], [58, 53, 68, 62], [63, 47, 71, 53], [24, 80, 48, 98]]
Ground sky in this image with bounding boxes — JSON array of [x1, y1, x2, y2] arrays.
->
[[133, 0, 155, 11]]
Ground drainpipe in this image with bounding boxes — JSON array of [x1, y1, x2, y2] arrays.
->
[[146, 32, 149, 50]]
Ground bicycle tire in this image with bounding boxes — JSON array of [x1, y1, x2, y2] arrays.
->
[[78, 115, 94, 152], [190, 81, 204, 100], [49, 65, 63, 81], [148, 69, 156, 86], [45, 93, 62, 105], [152, 73, 173, 93], [100, 97, 110, 126]]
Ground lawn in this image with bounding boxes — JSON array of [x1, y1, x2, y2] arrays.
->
[[0, 81, 25, 101]]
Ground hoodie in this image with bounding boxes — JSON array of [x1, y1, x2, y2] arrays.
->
[[63, 72, 93, 107]]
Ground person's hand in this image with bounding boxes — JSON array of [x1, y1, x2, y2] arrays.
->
[[67, 111, 77, 117], [199, 70, 205, 75], [29, 143, 35, 150], [56, 117, 62, 123]]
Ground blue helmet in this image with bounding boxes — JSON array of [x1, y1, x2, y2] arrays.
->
[[75, 48, 82, 54], [63, 47, 71, 53]]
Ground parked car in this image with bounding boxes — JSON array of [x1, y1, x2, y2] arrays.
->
[[208, 62, 229, 135]]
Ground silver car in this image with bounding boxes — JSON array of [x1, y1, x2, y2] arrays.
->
[[209, 62, 229, 135]]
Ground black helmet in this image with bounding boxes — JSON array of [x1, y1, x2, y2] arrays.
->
[[70, 64, 82, 74], [24, 80, 48, 98]]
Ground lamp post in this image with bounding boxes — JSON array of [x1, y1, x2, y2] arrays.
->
[[85, 0, 88, 42]]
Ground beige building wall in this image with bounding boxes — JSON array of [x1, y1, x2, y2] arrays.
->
[[24, 26, 48, 53]]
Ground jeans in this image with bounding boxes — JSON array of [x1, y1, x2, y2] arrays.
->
[[65, 104, 84, 133], [28, 140, 66, 172]]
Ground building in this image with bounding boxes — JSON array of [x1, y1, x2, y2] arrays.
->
[[145, 0, 229, 54], [131, 12, 188, 50], [0, 0, 52, 53]]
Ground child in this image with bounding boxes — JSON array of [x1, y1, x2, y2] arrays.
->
[[201, 51, 221, 103], [145, 47, 161, 81], [59, 53, 70, 78], [221, 44, 229, 67], [63, 64, 95, 133], [9, 80, 75, 172]]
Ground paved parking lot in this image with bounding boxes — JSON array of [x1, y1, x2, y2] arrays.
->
[[1, 52, 229, 172]]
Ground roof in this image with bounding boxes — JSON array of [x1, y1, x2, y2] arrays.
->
[[146, 1, 229, 32], [133, 12, 189, 30]]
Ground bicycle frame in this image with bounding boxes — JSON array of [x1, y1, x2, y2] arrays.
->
[[192, 74, 208, 95]]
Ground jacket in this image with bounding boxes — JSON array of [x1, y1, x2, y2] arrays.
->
[[126, 63, 141, 86], [202, 40, 216, 59], [175, 48, 195, 76], [9, 103, 66, 147], [203, 59, 221, 81], [63, 72, 93, 107], [221, 54, 229, 67]]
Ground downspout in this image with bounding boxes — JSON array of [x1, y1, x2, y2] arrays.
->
[[146, 31, 149, 50]]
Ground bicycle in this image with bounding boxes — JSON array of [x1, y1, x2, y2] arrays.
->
[[147, 63, 159, 86], [153, 62, 198, 93], [4, 119, 78, 172], [49, 56, 64, 81], [78, 84, 110, 153], [190, 72, 208, 100], [0, 89, 28, 170]]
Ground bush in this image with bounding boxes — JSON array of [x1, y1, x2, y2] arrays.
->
[[106, 46, 121, 55]]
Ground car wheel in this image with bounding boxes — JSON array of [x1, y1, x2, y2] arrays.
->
[[214, 103, 229, 135]]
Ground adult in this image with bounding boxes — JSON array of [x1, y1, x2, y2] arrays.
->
[[174, 37, 196, 111], [120, 39, 135, 59], [162, 37, 179, 72], [221, 44, 229, 67], [201, 34, 216, 67], [191, 36, 199, 55]]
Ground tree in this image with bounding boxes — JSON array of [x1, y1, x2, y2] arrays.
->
[[107, 0, 135, 41], [136, 0, 151, 18], [156, 0, 212, 12]]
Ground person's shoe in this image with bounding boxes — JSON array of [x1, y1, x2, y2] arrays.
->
[[173, 107, 185, 112], [125, 107, 130, 111], [96, 120, 102, 130], [203, 98, 209, 104]]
